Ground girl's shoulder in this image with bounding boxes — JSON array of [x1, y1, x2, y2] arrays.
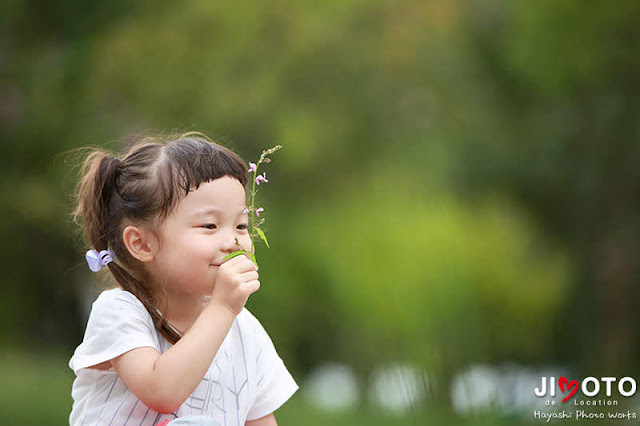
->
[[236, 307, 259, 328], [236, 307, 273, 340], [82, 287, 154, 336], [95, 286, 139, 302], [92, 287, 148, 316], [70, 287, 159, 374], [237, 306, 256, 321]]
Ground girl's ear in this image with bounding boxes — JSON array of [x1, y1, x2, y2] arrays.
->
[[122, 225, 158, 263]]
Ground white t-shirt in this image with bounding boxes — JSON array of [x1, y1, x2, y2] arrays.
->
[[69, 288, 298, 426]]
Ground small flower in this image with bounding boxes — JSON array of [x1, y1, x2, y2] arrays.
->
[[255, 172, 268, 185], [248, 162, 257, 173], [256, 207, 264, 217]]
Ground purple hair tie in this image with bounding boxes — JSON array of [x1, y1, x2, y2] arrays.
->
[[85, 249, 114, 272]]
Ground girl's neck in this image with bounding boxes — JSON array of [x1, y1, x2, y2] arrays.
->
[[160, 291, 209, 334]]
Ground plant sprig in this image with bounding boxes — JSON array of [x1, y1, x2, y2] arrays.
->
[[222, 145, 282, 267]]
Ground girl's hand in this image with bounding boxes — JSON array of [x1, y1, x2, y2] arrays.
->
[[210, 254, 260, 316]]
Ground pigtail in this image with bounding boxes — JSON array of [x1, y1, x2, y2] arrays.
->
[[107, 262, 183, 344], [73, 150, 183, 344], [72, 150, 113, 247]]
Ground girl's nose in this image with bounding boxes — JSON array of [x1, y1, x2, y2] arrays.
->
[[220, 235, 239, 251]]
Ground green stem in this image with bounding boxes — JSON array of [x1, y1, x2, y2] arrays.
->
[[245, 145, 280, 258], [249, 153, 264, 253]]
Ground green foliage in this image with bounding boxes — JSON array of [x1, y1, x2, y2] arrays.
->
[[290, 170, 570, 372], [0, 351, 75, 424], [256, 227, 270, 248]]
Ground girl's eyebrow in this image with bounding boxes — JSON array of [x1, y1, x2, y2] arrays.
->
[[193, 207, 248, 217]]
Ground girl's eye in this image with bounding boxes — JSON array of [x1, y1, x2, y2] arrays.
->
[[202, 224, 247, 230]]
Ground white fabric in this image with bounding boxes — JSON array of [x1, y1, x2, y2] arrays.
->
[[69, 288, 298, 426], [168, 415, 220, 425]]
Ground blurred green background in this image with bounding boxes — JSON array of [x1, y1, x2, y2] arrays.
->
[[2, 0, 640, 424]]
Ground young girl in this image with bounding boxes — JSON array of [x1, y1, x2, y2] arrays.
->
[[69, 132, 298, 426]]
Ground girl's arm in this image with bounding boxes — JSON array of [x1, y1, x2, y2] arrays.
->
[[112, 255, 260, 414], [246, 413, 278, 426], [111, 304, 236, 413]]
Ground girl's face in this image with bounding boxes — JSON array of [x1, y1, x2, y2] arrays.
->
[[148, 176, 252, 297]]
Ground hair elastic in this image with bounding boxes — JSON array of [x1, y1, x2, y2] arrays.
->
[[85, 249, 114, 272]]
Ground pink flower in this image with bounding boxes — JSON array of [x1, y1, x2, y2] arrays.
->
[[255, 172, 268, 185], [248, 162, 257, 173], [256, 207, 264, 217]]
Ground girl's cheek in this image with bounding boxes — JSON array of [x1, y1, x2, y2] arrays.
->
[[241, 235, 253, 250]]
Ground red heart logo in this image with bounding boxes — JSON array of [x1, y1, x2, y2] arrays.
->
[[559, 376, 578, 402]]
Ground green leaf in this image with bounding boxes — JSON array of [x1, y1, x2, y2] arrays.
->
[[222, 251, 246, 261], [249, 252, 258, 268], [256, 227, 270, 248], [222, 250, 258, 268]]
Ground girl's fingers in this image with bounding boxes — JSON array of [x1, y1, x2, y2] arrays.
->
[[243, 252, 258, 270], [239, 270, 259, 282], [220, 254, 244, 267], [235, 256, 258, 272], [222, 255, 257, 272], [245, 280, 261, 294]]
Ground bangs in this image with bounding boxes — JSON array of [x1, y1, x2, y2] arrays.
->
[[155, 137, 248, 219]]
